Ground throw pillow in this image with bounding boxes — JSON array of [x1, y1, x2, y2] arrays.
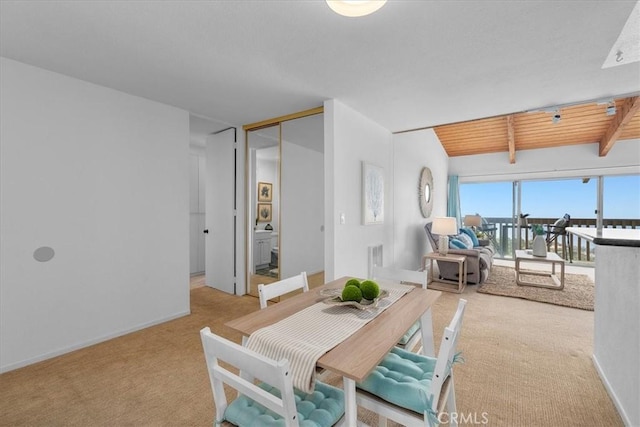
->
[[460, 227, 480, 247], [456, 233, 474, 249], [449, 239, 466, 249]]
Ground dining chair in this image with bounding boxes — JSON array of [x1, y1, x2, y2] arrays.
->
[[371, 265, 429, 353], [200, 327, 345, 427], [258, 271, 309, 309], [356, 299, 468, 427]]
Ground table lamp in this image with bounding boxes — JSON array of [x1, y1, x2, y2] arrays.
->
[[463, 214, 482, 230], [432, 217, 458, 255]]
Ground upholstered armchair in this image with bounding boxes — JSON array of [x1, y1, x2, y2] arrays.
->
[[424, 222, 495, 284]]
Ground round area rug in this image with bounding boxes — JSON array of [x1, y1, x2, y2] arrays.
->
[[477, 265, 594, 311]]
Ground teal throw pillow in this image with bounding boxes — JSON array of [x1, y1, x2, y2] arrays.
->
[[460, 227, 479, 247], [449, 239, 466, 249], [456, 233, 474, 249]]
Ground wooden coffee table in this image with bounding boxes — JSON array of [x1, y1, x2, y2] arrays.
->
[[514, 250, 565, 290]]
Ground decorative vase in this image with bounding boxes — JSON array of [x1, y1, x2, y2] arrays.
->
[[532, 234, 547, 257]]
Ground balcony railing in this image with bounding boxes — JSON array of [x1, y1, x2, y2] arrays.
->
[[480, 217, 640, 263]]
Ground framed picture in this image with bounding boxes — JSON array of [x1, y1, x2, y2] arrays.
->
[[362, 162, 384, 225], [257, 203, 272, 222], [258, 182, 273, 202]]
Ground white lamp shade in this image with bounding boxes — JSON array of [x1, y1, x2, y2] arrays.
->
[[432, 217, 458, 236], [463, 214, 482, 227]]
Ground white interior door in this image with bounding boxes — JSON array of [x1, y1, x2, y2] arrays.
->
[[205, 129, 236, 294]]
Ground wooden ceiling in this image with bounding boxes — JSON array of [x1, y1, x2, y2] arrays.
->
[[433, 96, 640, 163]]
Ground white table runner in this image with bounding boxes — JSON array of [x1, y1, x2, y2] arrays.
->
[[246, 281, 414, 393]]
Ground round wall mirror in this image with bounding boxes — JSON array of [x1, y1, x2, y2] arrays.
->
[[418, 167, 433, 218]]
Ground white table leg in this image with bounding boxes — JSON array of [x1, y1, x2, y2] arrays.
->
[[343, 377, 357, 426]]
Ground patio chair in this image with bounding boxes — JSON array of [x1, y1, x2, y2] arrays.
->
[[356, 299, 468, 427], [545, 213, 573, 262], [258, 271, 309, 309], [200, 327, 345, 427], [477, 214, 499, 247], [370, 265, 432, 354]]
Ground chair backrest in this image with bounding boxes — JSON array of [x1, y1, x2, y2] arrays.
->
[[551, 213, 571, 233], [429, 298, 467, 411], [371, 265, 427, 289], [424, 222, 439, 252], [200, 327, 300, 426], [258, 271, 309, 309]]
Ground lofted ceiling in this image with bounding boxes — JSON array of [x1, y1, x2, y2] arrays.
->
[[1, 1, 639, 146], [433, 96, 640, 161]]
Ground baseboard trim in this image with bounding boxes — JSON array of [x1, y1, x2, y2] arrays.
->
[[0, 310, 191, 374], [592, 354, 632, 426]]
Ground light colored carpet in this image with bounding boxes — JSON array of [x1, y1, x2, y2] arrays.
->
[[477, 265, 594, 311], [0, 282, 621, 426]]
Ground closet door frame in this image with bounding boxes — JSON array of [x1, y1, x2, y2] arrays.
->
[[243, 106, 323, 294]]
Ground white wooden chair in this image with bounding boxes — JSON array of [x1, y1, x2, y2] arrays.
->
[[200, 327, 345, 427], [258, 271, 309, 309], [371, 265, 431, 354], [356, 299, 468, 427]]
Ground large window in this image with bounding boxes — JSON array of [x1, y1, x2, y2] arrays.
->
[[459, 181, 513, 219], [521, 178, 596, 220], [459, 181, 513, 256], [603, 175, 640, 221], [460, 174, 640, 261]]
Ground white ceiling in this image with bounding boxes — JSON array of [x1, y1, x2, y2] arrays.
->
[[2, 1, 639, 135]]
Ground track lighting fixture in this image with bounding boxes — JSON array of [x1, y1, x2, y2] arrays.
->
[[606, 102, 617, 116]]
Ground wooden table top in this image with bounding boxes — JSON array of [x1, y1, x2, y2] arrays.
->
[[225, 276, 441, 382]]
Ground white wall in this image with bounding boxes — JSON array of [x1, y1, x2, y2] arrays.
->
[[592, 244, 640, 427], [324, 100, 393, 280], [392, 129, 449, 269], [281, 141, 324, 277], [450, 139, 640, 182], [0, 58, 190, 372]]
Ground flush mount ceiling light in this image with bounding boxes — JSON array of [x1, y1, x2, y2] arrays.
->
[[326, 0, 387, 17]]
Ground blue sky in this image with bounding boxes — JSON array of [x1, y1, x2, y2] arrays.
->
[[460, 175, 640, 220]]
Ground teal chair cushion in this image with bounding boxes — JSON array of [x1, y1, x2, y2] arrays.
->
[[397, 321, 420, 346], [357, 346, 436, 414], [224, 380, 344, 427]]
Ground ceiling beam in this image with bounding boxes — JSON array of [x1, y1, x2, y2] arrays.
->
[[599, 96, 640, 157], [507, 115, 516, 164]]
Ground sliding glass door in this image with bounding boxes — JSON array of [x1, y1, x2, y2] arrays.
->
[[459, 181, 513, 256], [460, 174, 639, 263]]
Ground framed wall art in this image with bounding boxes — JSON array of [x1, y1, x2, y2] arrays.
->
[[362, 161, 384, 225], [257, 203, 272, 222], [258, 182, 273, 202]]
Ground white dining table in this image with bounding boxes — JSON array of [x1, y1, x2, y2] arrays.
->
[[225, 276, 441, 426]]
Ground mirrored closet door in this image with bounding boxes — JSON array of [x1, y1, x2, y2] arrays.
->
[[244, 108, 324, 297]]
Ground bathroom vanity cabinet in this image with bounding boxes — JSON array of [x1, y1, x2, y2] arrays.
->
[[254, 231, 272, 269]]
